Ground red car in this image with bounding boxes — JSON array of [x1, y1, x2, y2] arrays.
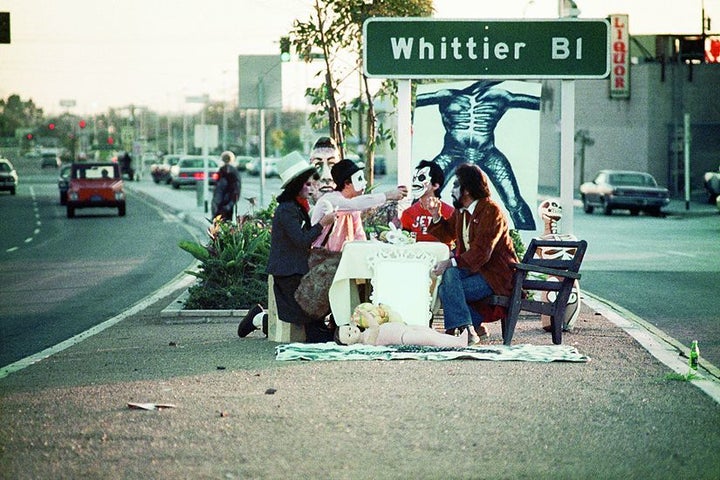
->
[[66, 162, 126, 218]]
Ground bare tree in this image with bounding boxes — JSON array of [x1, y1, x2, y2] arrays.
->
[[290, 0, 433, 183]]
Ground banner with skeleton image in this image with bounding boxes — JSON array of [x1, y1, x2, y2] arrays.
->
[[412, 80, 542, 231]]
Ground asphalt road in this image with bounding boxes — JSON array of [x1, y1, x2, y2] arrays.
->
[[572, 202, 720, 367], [0, 165, 199, 367]]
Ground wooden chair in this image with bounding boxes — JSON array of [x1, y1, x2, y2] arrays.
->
[[482, 239, 588, 346]]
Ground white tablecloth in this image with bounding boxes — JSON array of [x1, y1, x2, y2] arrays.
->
[[329, 241, 450, 326]]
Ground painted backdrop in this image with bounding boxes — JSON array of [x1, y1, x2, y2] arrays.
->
[[412, 80, 542, 231]]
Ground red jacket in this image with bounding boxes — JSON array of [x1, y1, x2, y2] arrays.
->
[[428, 197, 517, 297]]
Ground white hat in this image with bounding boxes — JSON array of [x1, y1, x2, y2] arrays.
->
[[278, 151, 316, 188]]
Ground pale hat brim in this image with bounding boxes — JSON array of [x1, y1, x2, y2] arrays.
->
[[279, 151, 316, 189]]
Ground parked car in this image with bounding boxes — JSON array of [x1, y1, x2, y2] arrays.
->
[[245, 157, 279, 177], [580, 170, 670, 216], [703, 166, 720, 204], [234, 155, 254, 171], [0, 158, 18, 195], [170, 156, 220, 189], [58, 164, 71, 204], [40, 150, 61, 168], [151, 154, 182, 184], [66, 162, 126, 218]]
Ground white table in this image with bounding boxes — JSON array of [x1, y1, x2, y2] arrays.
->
[[329, 241, 450, 326]]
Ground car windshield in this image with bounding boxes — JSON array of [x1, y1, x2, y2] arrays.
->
[[0, 162, 11, 172], [182, 159, 215, 168], [611, 173, 655, 187], [74, 165, 119, 179]]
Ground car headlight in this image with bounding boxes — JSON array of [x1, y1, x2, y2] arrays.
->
[[69, 191, 78, 201], [115, 192, 125, 201]]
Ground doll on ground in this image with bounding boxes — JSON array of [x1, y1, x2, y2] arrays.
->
[[334, 321, 468, 348]]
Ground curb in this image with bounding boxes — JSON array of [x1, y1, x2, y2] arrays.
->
[[582, 292, 720, 404], [160, 289, 249, 324]]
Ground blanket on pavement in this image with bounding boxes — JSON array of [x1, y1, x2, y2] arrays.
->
[[275, 342, 590, 362]]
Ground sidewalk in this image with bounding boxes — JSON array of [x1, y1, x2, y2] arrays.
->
[[1, 179, 719, 479]]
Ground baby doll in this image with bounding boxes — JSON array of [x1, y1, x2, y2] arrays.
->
[[335, 321, 468, 348]]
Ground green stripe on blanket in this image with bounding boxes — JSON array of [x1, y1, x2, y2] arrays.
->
[[275, 343, 590, 362]]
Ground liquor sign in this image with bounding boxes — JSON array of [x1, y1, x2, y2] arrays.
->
[[363, 18, 610, 79], [609, 14, 630, 99]]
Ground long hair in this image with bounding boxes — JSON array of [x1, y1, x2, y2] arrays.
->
[[455, 163, 491, 200], [277, 170, 318, 203]]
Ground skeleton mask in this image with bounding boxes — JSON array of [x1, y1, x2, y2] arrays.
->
[[411, 166, 432, 200], [350, 170, 367, 193]]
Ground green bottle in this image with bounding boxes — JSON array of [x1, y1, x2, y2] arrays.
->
[[689, 340, 700, 371]]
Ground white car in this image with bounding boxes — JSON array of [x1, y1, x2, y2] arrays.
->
[[245, 157, 279, 177], [0, 158, 18, 195], [170, 156, 220, 189]]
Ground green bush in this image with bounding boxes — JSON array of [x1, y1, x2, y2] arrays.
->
[[179, 200, 277, 310]]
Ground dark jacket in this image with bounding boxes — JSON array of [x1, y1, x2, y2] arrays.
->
[[266, 200, 324, 277]]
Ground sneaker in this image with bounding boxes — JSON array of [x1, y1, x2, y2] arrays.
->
[[238, 304, 263, 338], [477, 324, 489, 341], [457, 326, 480, 346]]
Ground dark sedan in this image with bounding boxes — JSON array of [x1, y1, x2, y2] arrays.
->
[[580, 170, 670, 216]]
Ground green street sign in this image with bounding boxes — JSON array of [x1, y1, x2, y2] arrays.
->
[[363, 18, 609, 79]]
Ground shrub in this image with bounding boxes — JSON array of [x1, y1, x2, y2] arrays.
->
[[179, 200, 277, 309]]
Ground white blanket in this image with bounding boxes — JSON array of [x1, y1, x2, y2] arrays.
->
[[276, 342, 590, 363]]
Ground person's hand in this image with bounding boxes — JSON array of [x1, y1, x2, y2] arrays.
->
[[425, 196, 441, 221], [319, 210, 336, 227], [432, 259, 452, 277], [385, 185, 408, 202]]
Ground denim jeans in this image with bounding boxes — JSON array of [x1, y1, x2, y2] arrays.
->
[[438, 266, 494, 330]]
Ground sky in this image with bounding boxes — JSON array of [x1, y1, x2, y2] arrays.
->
[[0, 0, 716, 116]]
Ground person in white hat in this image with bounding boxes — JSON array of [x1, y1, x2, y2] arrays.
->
[[237, 151, 336, 342]]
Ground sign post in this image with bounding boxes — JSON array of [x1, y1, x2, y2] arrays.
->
[[364, 18, 609, 234]]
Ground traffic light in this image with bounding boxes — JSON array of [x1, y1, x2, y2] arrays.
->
[[78, 120, 86, 129], [25, 133, 33, 141], [107, 136, 114, 145], [48, 122, 56, 130], [280, 36, 291, 62]]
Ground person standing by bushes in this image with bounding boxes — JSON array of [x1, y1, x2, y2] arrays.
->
[[237, 152, 336, 342]]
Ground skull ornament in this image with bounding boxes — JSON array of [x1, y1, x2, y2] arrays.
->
[[538, 199, 562, 235]]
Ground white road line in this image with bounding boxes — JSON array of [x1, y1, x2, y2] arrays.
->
[[666, 250, 696, 258], [0, 271, 196, 379]]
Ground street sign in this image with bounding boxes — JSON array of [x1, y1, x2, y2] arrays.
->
[[194, 124, 219, 150], [363, 18, 609, 79]]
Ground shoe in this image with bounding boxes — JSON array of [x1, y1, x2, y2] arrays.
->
[[457, 326, 480, 346], [477, 325, 489, 341], [238, 304, 263, 337]]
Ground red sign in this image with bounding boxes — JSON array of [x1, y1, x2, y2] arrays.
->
[[609, 14, 630, 99]]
